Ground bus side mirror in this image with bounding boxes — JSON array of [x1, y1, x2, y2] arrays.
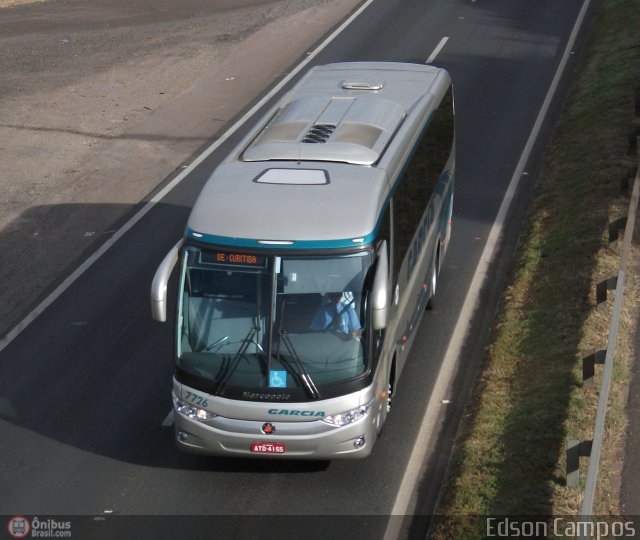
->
[[372, 240, 389, 330], [151, 241, 182, 322]]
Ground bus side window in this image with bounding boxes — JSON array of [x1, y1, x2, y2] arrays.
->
[[393, 144, 427, 282], [424, 86, 454, 190], [392, 85, 454, 283]]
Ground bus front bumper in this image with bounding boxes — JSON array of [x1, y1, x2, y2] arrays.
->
[[173, 407, 380, 460]]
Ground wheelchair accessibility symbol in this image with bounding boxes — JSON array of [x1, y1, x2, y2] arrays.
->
[[269, 370, 287, 388]]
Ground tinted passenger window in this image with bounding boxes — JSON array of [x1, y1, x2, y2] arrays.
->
[[393, 86, 454, 279]]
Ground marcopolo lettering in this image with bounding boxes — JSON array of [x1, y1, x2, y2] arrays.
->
[[243, 391, 291, 400], [268, 409, 325, 417]]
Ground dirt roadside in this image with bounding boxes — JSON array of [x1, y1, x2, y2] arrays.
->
[[0, 0, 362, 338]]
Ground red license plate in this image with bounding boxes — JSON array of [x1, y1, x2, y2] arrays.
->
[[251, 442, 286, 454]]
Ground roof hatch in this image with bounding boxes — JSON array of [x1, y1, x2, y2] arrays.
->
[[341, 79, 385, 91], [242, 94, 406, 165]]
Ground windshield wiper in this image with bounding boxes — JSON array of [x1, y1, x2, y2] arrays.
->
[[275, 298, 320, 400], [205, 335, 229, 351], [215, 326, 260, 395], [278, 330, 320, 400]]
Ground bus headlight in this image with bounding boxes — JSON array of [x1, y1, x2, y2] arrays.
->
[[323, 399, 374, 427], [174, 397, 216, 422]]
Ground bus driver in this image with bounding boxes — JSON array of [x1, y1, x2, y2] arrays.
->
[[309, 292, 362, 337]]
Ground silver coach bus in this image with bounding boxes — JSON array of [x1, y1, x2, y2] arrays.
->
[[151, 62, 455, 459]]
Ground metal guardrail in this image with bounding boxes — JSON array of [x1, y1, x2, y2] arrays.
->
[[580, 171, 639, 510], [565, 93, 640, 538]]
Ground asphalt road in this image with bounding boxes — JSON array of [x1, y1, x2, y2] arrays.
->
[[0, 0, 597, 538]]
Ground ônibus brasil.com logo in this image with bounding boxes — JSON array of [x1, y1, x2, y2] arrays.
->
[[7, 516, 72, 538], [7, 516, 30, 539]]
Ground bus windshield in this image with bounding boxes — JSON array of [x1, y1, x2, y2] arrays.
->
[[176, 247, 373, 400]]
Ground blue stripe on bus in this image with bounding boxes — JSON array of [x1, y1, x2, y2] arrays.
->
[[185, 228, 377, 250]]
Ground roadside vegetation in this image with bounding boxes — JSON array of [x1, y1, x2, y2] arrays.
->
[[431, 0, 640, 537]]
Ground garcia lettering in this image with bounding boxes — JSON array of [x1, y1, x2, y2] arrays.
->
[[267, 409, 325, 417]]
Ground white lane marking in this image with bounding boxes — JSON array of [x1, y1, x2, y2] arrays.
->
[[162, 409, 174, 427], [426, 37, 449, 64], [0, 0, 377, 356], [383, 0, 594, 537]]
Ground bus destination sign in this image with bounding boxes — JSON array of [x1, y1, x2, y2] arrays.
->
[[205, 251, 267, 268]]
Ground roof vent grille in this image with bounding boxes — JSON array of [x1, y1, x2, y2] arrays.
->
[[302, 123, 336, 144], [341, 80, 384, 91]]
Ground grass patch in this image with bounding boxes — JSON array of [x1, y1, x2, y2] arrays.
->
[[431, 0, 640, 536]]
